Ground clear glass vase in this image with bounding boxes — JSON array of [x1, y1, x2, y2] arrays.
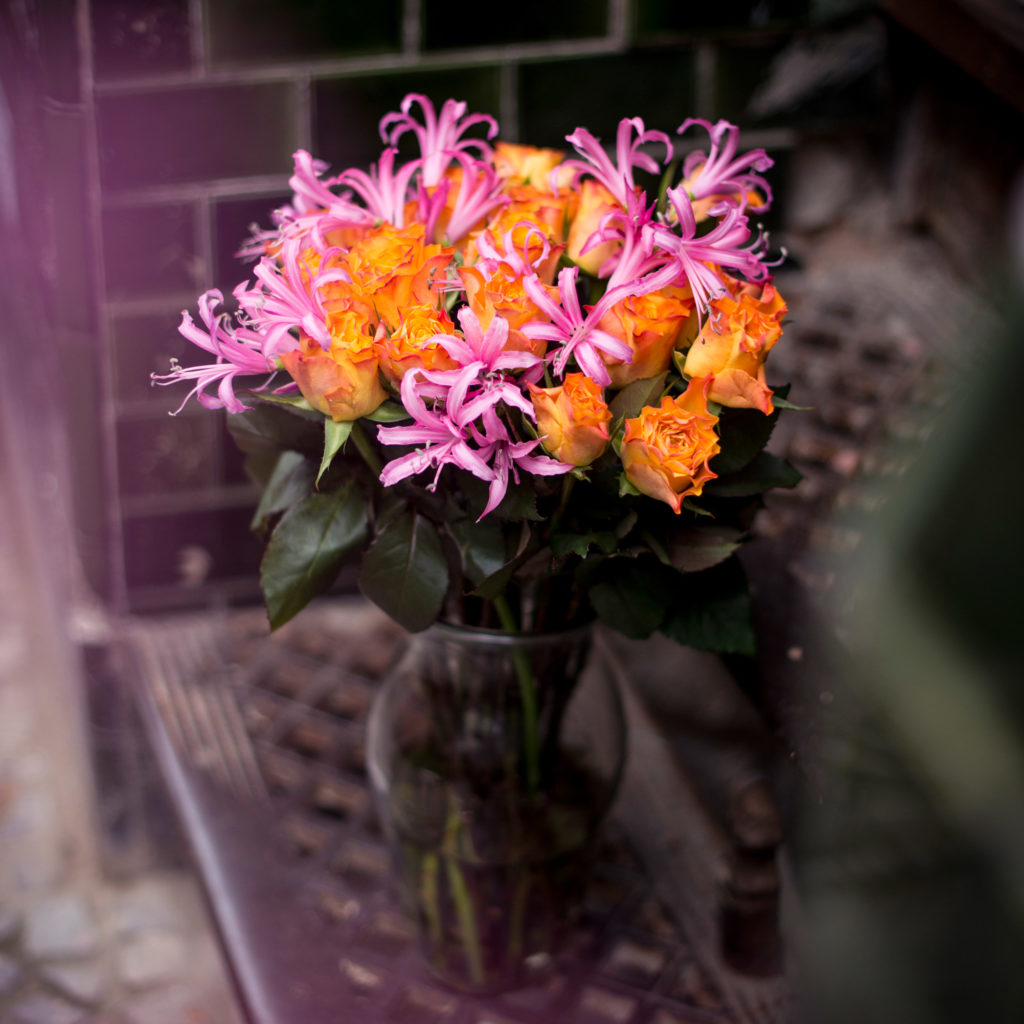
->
[[366, 620, 626, 993]]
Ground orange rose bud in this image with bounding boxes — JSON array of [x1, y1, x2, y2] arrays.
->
[[683, 281, 787, 415], [459, 264, 555, 357], [374, 303, 457, 386], [528, 373, 611, 467], [566, 180, 622, 275], [598, 290, 695, 387], [621, 377, 720, 513], [342, 222, 453, 332], [281, 325, 386, 422], [493, 143, 567, 188]]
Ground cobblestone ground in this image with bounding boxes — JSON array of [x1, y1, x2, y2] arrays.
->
[[0, 426, 243, 1023]]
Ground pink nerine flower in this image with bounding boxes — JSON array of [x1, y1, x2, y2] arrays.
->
[[643, 186, 768, 315], [377, 369, 496, 490], [677, 118, 773, 211], [336, 147, 419, 229], [377, 311, 570, 515], [380, 94, 499, 188], [521, 267, 634, 385], [562, 117, 672, 215], [236, 237, 345, 356], [419, 308, 542, 424], [151, 289, 274, 414]]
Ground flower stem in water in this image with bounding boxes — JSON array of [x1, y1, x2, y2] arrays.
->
[[493, 594, 540, 792]]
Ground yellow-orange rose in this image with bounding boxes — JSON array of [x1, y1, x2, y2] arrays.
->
[[682, 281, 787, 414], [621, 377, 720, 513], [374, 303, 457, 386], [528, 373, 611, 467], [342, 222, 453, 332], [598, 290, 695, 387], [492, 143, 567, 188], [459, 264, 555, 357], [280, 322, 386, 422], [466, 187, 570, 284], [566, 180, 622, 275]]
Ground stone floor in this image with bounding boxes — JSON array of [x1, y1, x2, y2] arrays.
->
[[0, 398, 243, 1023]]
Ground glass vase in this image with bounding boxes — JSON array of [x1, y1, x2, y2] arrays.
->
[[365, 620, 626, 993]]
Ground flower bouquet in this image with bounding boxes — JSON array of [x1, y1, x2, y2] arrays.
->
[[156, 94, 798, 990]]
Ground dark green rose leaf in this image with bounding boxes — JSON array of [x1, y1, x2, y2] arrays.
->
[[260, 480, 367, 630], [659, 556, 756, 656], [707, 451, 802, 497], [711, 406, 780, 475], [251, 450, 315, 533], [551, 530, 618, 559], [317, 419, 353, 486], [365, 401, 411, 423], [359, 510, 448, 632], [588, 557, 675, 639], [448, 516, 508, 586], [609, 372, 668, 431], [228, 403, 323, 460], [663, 523, 743, 573], [711, 384, 791, 475], [248, 390, 321, 418]]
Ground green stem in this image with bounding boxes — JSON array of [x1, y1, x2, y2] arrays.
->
[[551, 474, 575, 534], [418, 848, 446, 971], [349, 419, 382, 476], [443, 809, 486, 987], [493, 593, 540, 793]]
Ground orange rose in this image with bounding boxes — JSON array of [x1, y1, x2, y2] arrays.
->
[[280, 318, 386, 422], [598, 290, 695, 387], [493, 143, 567, 188], [342, 222, 453, 332], [621, 377, 720, 513], [566, 180, 622, 275], [528, 373, 611, 467], [374, 303, 457, 385], [466, 186, 570, 284], [682, 281, 787, 414], [459, 264, 555, 357]]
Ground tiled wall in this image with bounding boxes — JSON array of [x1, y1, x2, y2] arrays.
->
[[28, 0, 895, 614]]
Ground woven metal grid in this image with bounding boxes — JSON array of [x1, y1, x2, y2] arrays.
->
[[130, 600, 790, 1024]]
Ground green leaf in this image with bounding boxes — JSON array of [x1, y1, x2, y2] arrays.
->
[[662, 524, 743, 573], [659, 557, 756, 656], [551, 531, 618, 559], [771, 394, 810, 411], [227, 403, 323, 460], [365, 401, 411, 423], [448, 516, 507, 586], [618, 474, 642, 498], [712, 405, 781, 476], [588, 557, 675, 639], [609, 372, 668, 431], [359, 510, 449, 632], [260, 481, 367, 630], [248, 390, 322, 418], [707, 451, 802, 497], [251, 450, 315, 532], [317, 419, 352, 486], [471, 523, 535, 600]]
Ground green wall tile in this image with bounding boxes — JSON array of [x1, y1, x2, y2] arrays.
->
[[116, 414, 216, 496], [123, 506, 264, 589], [207, 0, 401, 64], [519, 51, 695, 148], [91, 0, 192, 81], [313, 69, 501, 171], [103, 203, 199, 300], [97, 83, 298, 190], [423, 0, 607, 50]]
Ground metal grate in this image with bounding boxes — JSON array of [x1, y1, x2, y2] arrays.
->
[[129, 599, 791, 1024]]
